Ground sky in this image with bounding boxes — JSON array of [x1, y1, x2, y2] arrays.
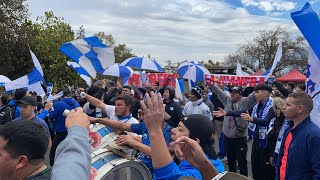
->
[[27, 0, 320, 66]]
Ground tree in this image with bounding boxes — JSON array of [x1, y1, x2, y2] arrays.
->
[[76, 25, 86, 39], [0, 0, 33, 79], [224, 26, 308, 75], [95, 32, 115, 47], [114, 43, 135, 63], [29, 11, 84, 87]]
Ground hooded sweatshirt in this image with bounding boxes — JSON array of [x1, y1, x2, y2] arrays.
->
[[49, 97, 80, 133], [164, 88, 183, 128]]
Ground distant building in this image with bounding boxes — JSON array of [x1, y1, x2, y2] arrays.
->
[[208, 66, 237, 75]]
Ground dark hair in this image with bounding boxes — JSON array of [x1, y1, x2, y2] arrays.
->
[[122, 86, 132, 91], [288, 92, 313, 114], [254, 84, 272, 93], [115, 95, 133, 111], [296, 84, 306, 91], [1, 94, 9, 106], [0, 121, 49, 163], [14, 88, 27, 100]]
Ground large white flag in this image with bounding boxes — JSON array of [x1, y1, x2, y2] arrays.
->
[[236, 61, 249, 76], [263, 42, 282, 76], [306, 49, 320, 127]]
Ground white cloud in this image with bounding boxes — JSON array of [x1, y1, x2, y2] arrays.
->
[[241, 0, 297, 12], [28, 0, 294, 65]]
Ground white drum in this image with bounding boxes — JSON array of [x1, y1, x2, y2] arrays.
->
[[90, 148, 152, 180], [89, 124, 130, 151]]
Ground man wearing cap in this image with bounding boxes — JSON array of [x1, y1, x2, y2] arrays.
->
[[214, 84, 275, 180], [209, 84, 256, 176], [183, 86, 213, 121], [13, 96, 52, 150]]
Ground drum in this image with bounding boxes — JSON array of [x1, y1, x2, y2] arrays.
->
[[91, 148, 152, 180], [89, 124, 131, 151]]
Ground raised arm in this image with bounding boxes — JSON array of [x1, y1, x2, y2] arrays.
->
[[81, 92, 107, 111], [89, 117, 132, 132], [141, 92, 172, 168], [209, 84, 230, 106]]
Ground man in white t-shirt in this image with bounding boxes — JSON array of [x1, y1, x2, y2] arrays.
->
[[81, 92, 138, 124]]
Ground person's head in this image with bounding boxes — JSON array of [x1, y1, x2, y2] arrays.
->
[[284, 92, 313, 121], [254, 84, 272, 102], [230, 86, 243, 102], [163, 87, 175, 101], [0, 120, 48, 179], [114, 95, 132, 117], [190, 87, 203, 102], [171, 114, 217, 160], [202, 90, 209, 100], [286, 82, 295, 91], [15, 96, 37, 120], [29, 91, 37, 98], [13, 88, 28, 100], [122, 86, 132, 96], [295, 84, 306, 93], [0, 94, 9, 106], [114, 89, 121, 97], [272, 97, 286, 118]]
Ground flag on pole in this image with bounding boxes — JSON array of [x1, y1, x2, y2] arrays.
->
[[5, 68, 45, 95], [291, 2, 320, 61], [175, 78, 183, 99], [67, 61, 92, 86], [306, 49, 320, 127], [236, 61, 249, 76], [262, 42, 282, 76], [60, 36, 115, 78]]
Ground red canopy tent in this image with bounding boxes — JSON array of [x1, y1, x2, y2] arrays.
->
[[276, 69, 306, 83], [251, 69, 264, 76]]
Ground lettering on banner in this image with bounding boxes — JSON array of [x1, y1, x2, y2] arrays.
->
[[205, 74, 265, 87]]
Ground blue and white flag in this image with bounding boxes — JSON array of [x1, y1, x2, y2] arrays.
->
[[5, 68, 45, 95], [30, 50, 46, 85], [60, 36, 115, 78], [306, 49, 320, 127], [0, 75, 11, 87], [262, 42, 282, 76], [67, 61, 92, 86], [175, 78, 183, 99], [291, 2, 320, 60]]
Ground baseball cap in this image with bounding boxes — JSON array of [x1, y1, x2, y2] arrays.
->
[[230, 86, 243, 94], [15, 96, 37, 106]]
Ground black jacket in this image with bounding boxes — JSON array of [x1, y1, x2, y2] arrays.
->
[[164, 99, 182, 128]]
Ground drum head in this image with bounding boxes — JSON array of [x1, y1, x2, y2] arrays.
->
[[99, 161, 152, 180]]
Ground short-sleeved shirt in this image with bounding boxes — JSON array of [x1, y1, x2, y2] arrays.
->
[[103, 105, 138, 124], [14, 116, 51, 137], [25, 166, 52, 180], [131, 122, 172, 174]]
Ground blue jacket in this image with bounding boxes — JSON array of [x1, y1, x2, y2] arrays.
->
[[49, 98, 80, 133], [154, 156, 224, 180], [8, 100, 49, 120], [275, 116, 320, 180]]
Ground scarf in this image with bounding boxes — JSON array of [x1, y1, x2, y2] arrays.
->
[[249, 97, 273, 149], [273, 119, 290, 163]]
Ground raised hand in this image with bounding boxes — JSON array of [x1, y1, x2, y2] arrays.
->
[[65, 107, 90, 130], [174, 136, 206, 168], [212, 107, 227, 117], [140, 92, 165, 131]]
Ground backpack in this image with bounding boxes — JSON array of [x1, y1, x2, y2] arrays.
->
[[0, 105, 16, 125]]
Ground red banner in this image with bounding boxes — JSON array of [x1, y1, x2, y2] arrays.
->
[[205, 74, 266, 87], [128, 73, 179, 87]]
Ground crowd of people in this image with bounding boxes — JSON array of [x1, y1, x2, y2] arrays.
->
[[0, 77, 319, 180]]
